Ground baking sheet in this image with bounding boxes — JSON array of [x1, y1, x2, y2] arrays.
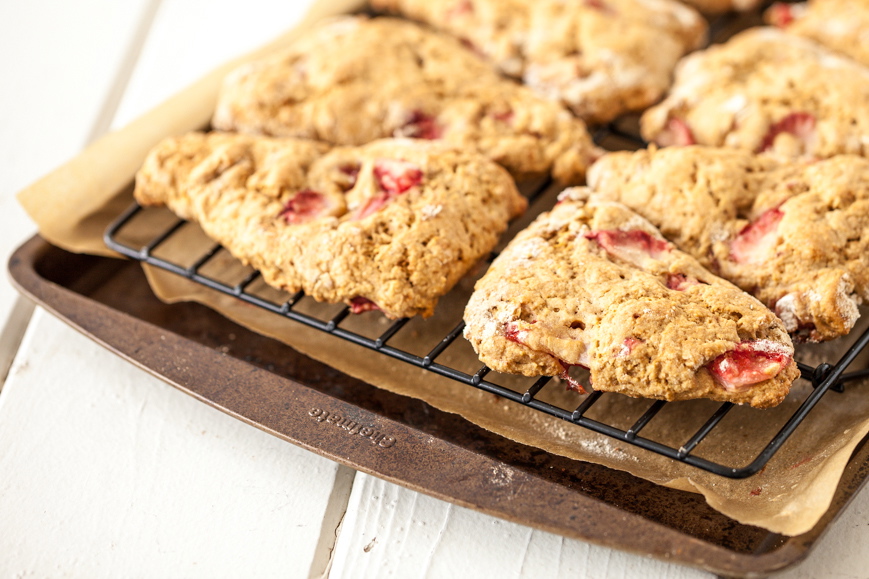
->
[[16, 0, 869, 536]]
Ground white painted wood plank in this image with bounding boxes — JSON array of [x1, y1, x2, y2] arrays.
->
[[2, 0, 355, 575], [0, 0, 152, 380], [329, 474, 710, 579], [111, 0, 326, 130], [774, 489, 869, 579], [0, 310, 354, 578]]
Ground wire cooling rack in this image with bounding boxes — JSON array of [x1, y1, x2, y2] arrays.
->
[[103, 120, 869, 478], [103, 1, 869, 478]]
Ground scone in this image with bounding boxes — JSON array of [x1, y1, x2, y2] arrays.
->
[[369, 0, 707, 124], [641, 27, 869, 160], [134, 133, 527, 319], [588, 146, 869, 341], [212, 16, 600, 184], [463, 188, 799, 408], [766, 1, 869, 67]]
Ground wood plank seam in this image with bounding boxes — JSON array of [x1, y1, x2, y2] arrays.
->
[[0, 297, 34, 393], [311, 464, 357, 578], [86, 0, 164, 144]]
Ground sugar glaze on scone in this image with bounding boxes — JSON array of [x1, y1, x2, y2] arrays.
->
[[212, 16, 600, 184], [588, 146, 869, 341], [370, 0, 707, 124], [641, 28, 869, 160], [463, 188, 799, 408], [766, 1, 869, 68], [135, 133, 527, 319]]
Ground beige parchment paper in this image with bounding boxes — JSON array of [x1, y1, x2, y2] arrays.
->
[[16, 0, 869, 536]]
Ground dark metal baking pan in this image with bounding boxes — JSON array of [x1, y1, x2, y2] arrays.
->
[[9, 234, 869, 577]]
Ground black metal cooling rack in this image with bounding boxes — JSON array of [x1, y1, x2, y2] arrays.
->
[[103, 129, 869, 478], [102, 0, 861, 479]]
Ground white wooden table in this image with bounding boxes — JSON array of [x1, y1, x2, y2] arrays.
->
[[2, 2, 868, 577]]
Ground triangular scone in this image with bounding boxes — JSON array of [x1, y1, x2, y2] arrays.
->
[[641, 28, 869, 160], [134, 133, 527, 319], [212, 16, 600, 184], [766, 0, 869, 68], [463, 188, 799, 408], [588, 146, 869, 341], [369, 0, 707, 124]]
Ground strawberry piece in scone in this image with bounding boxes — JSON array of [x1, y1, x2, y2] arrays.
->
[[354, 159, 425, 219], [655, 118, 696, 147], [766, 2, 801, 28], [134, 133, 527, 319], [280, 190, 335, 225], [584, 229, 671, 268], [587, 145, 869, 341], [729, 206, 784, 265], [757, 112, 816, 155], [464, 187, 798, 408], [708, 340, 793, 392]]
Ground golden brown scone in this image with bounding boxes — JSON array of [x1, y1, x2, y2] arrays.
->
[[134, 132, 526, 319], [369, 0, 707, 124], [212, 16, 600, 184], [588, 146, 869, 341], [766, 1, 869, 67], [641, 27, 869, 160], [463, 188, 799, 408]]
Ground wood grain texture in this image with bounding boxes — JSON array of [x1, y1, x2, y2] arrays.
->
[[329, 473, 709, 578], [0, 311, 353, 577], [0, 0, 153, 380]]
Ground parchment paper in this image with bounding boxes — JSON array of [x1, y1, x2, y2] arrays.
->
[[16, 0, 869, 536]]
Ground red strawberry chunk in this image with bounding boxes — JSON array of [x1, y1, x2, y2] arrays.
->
[[584, 0, 615, 14], [354, 159, 424, 220], [657, 118, 696, 147], [374, 159, 424, 196], [767, 2, 796, 27], [729, 207, 784, 264], [584, 230, 671, 266], [557, 360, 588, 394], [757, 112, 816, 153], [279, 190, 329, 225], [708, 340, 792, 391], [618, 337, 643, 357], [491, 108, 514, 123], [666, 273, 705, 291], [349, 297, 380, 314], [446, 0, 473, 18], [398, 111, 442, 140], [339, 163, 360, 183]]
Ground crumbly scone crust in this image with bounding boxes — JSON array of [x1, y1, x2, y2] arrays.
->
[[641, 27, 869, 159], [463, 188, 798, 408], [765, 0, 869, 67], [588, 146, 869, 341], [135, 132, 526, 319], [369, 0, 707, 124], [212, 16, 600, 184]]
